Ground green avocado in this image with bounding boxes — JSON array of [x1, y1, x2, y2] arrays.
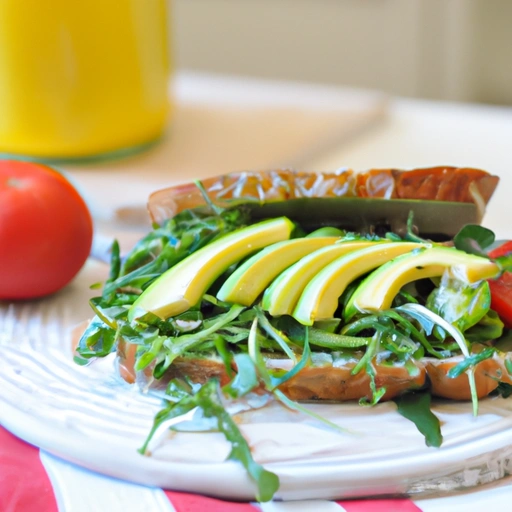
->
[[128, 217, 294, 320], [261, 240, 384, 318], [306, 226, 346, 238], [216, 236, 339, 306], [293, 242, 423, 325], [344, 246, 500, 320]]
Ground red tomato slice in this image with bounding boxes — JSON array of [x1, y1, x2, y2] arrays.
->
[[488, 241, 512, 328], [489, 240, 512, 259]]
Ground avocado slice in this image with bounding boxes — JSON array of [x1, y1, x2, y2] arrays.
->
[[216, 236, 340, 306], [306, 227, 345, 238], [293, 242, 424, 325], [128, 217, 294, 320], [262, 240, 383, 318], [345, 246, 501, 320]]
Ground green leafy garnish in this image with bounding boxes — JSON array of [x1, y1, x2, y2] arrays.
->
[[75, 316, 118, 360], [273, 389, 350, 434], [223, 353, 259, 398], [196, 381, 280, 502], [268, 325, 311, 389], [405, 211, 429, 243], [394, 392, 443, 447], [397, 303, 479, 415], [494, 329, 512, 352], [140, 378, 279, 502], [214, 335, 234, 378], [278, 315, 370, 349], [465, 310, 504, 343], [447, 347, 496, 378], [255, 307, 298, 362], [454, 224, 495, 257], [101, 206, 249, 301], [427, 279, 491, 333], [495, 383, 512, 398], [157, 305, 246, 368]]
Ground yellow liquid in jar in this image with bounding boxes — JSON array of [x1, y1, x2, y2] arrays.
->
[[0, 0, 170, 159]]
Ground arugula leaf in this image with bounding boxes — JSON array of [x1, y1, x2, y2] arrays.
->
[[107, 240, 121, 283], [161, 305, 246, 365], [396, 303, 479, 416], [405, 211, 429, 243], [246, 319, 352, 434], [495, 382, 512, 398], [454, 224, 495, 256], [223, 353, 259, 398], [269, 326, 311, 389], [495, 253, 512, 273], [138, 397, 197, 455], [102, 207, 249, 300], [426, 279, 491, 333], [385, 232, 402, 242], [494, 328, 512, 352], [195, 381, 280, 502], [447, 347, 496, 378], [135, 334, 166, 371], [344, 330, 386, 406], [359, 361, 386, 406], [75, 317, 117, 359], [273, 389, 350, 434], [342, 311, 446, 359], [351, 331, 381, 376], [394, 392, 443, 447], [140, 377, 279, 502], [194, 179, 224, 216], [166, 378, 195, 401], [89, 297, 127, 329], [214, 335, 234, 378], [248, 318, 273, 390], [393, 305, 456, 358], [278, 315, 370, 349], [377, 309, 446, 358], [255, 307, 298, 362], [465, 310, 504, 343]]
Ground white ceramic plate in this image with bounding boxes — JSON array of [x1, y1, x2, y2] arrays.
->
[[2, 259, 512, 501]]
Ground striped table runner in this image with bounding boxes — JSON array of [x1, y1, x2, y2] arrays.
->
[[2, 426, 510, 512]]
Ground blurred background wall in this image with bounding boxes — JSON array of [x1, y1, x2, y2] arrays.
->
[[172, 0, 512, 105]]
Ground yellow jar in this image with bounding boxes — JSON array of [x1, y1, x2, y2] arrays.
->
[[0, 0, 171, 161]]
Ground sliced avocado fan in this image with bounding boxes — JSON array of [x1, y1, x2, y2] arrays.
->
[[344, 246, 500, 320], [293, 242, 424, 325], [217, 236, 340, 306], [262, 240, 382, 318], [128, 217, 294, 320]]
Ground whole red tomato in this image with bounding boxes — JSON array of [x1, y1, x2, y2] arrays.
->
[[0, 160, 93, 299]]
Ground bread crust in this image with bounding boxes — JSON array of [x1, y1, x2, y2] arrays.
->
[[113, 340, 511, 402], [147, 167, 499, 225]]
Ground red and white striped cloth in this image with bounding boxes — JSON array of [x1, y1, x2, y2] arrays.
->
[[2, 425, 510, 512]]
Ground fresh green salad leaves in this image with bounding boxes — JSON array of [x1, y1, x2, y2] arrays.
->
[[102, 206, 250, 301], [454, 224, 495, 257], [427, 279, 491, 334], [394, 392, 443, 448], [140, 379, 279, 502]]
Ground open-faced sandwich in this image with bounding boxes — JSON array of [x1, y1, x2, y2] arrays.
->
[[75, 166, 512, 501]]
